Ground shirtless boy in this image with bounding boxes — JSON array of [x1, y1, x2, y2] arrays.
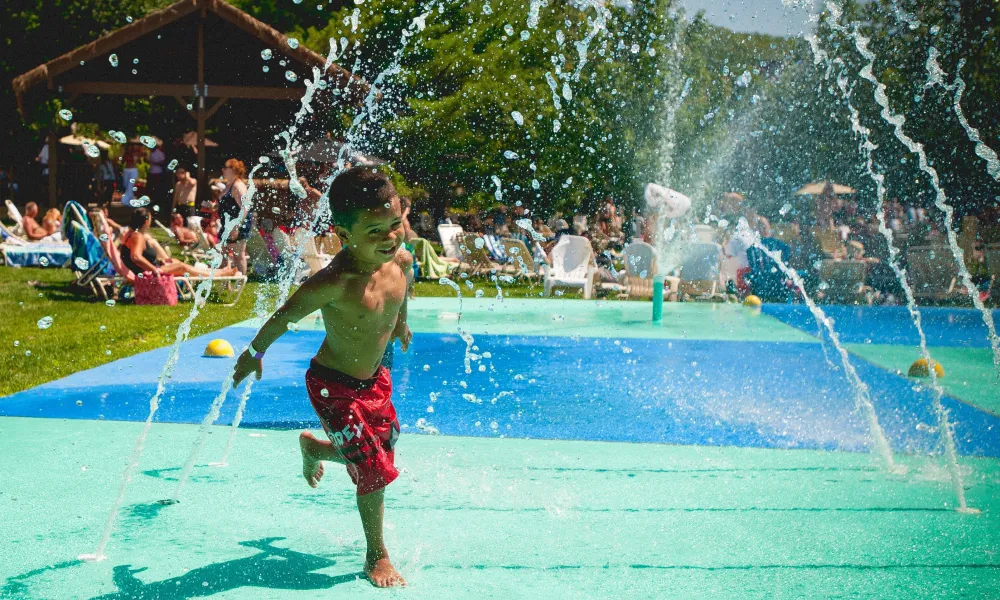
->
[[233, 167, 412, 587]]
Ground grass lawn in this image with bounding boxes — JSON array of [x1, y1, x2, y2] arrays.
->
[[0, 267, 262, 396]]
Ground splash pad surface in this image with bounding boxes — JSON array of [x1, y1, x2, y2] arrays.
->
[[2, 298, 999, 598]]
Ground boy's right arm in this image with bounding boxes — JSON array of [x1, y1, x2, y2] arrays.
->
[[232, 271, 339, 387]]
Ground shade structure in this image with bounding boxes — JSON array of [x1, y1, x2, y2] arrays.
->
[[182, 131, 218, 150], [11, 0, 367, 207]]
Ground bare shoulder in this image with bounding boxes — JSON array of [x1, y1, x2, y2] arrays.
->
[[393, 247, 413, 269]]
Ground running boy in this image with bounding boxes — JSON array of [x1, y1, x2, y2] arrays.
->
[[232, 167, 412, 587]]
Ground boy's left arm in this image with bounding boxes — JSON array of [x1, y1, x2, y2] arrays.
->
[[391, 249, 414, 352]]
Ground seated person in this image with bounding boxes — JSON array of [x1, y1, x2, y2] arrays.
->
[[246, 216, 292, 278], [170, 212, 198, 246], [42, 208, 62, 236], [202, 214, 221, 247], [98, 205, 124, 237], [22, 202, 59, 242], [120, 208, 237, 278]]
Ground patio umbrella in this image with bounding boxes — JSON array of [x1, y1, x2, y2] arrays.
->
[[128, 135, 163, 147], [294, 135, 383, 166], [59, 135, 111, 149], [182, 131, 218, 151], [795, 181, 856, 196]]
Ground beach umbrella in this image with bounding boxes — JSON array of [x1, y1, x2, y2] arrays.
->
[[645, 183, 691, 218], [182, 131, 218, 151], [59, 135, 111, 149], [795, 181, 856, 196]]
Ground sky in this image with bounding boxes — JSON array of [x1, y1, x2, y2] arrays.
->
[[675, 0, 824, 38]]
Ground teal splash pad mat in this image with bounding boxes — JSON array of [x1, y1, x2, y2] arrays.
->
[[2, 417, 999, 599]]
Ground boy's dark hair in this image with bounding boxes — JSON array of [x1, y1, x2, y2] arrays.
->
[[328, 166, 398, 228]]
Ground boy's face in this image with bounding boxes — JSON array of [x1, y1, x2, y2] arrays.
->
[[339, 195, 404, 265]]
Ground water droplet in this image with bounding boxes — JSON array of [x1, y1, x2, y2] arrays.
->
[[423, 364, 430, 371], [520, 30, 530, 41], [186, 103, 193, 110], [556, 30, 565, 45], [83, 143, 100, 158], [511, 111, 524, 126], [561, 83, 572, 101], [262, 66, 270, 73], [553, 119, 561, 133], [475, 289, 484, 298], [13, 340, 19, 347], [37, 316, 54, 330], [287, 38, 300, 49], [531, 179, 540, 190], [504, 24, 514, 36], [736, 70, 752, 88], [482, 2, 492, 14], [259, 156, 270, 163], [131, 69, 137, 75], [261, 49, 272, 60], [38, 257, 49, 267], [125, 16, 133, 23], [133, 58, 139, 65], [99, 233, 108, 242], [105, 299, 116, 307], [109, 130, 127, 144], [74, 257, 90, 270], [139, 135, 157, 148], [320, 388, 329, 397], [647, 47, 656, 57], [109, 54, 119, 67], [130, 195, 151, 208], [285, 70, 298, 82], [99, 325, 106, 332], [503, 150, 519, 159], [779, 202, 793, 216], [59, 109, 73, 121], [270, 206, 281, 214], [26, 350, 32, 357], [167, 159, 178, 171], [630, 43, 640, 54]]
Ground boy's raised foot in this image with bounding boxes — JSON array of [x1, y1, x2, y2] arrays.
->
[[298, 431, 325, 488]]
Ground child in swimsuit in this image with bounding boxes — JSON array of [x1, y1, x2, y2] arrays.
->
[[233, 166, 412, 587]]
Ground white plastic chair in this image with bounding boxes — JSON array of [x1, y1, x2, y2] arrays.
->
[[678, 241, 725, 301], [623, 240, 660, 299], [437, 223, 464, 260], [544, 235, 595, 299]]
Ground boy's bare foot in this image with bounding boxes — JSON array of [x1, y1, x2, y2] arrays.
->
[[298, 431, 324, 488], [365, 553, 406, 588]]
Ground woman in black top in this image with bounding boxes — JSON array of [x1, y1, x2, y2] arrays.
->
[[219, 158, 251, 274], [120, 208, 237, 278]]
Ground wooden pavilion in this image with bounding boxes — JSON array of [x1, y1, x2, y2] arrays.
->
[[11, 0, 367, 207]]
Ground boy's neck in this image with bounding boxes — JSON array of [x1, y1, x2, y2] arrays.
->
[[344, 247, 384, 274]]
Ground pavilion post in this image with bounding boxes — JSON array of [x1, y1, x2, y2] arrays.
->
[[47, 130, 58, 208], [195, 9, 207, 199]]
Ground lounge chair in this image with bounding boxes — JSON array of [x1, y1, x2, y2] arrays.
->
[[437, 224, 464, 260], [456, 233, 500, 276], [543, 235, 595, 298], [677, 242, 727, 301], [412, 237, 454, 279], [5, 200, 25, 236], [906, 245, 964, 304], [622, 240, 674, 299], [500, 238, 540, 278], [810, 227, 842, 256], [91, 211, 246, 306]]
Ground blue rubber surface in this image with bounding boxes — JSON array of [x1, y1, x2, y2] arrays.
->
[[2, 326, 998, 457], [761, 304, 1000, 348]]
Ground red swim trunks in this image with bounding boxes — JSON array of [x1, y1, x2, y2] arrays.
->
[[305, 359, 400, 495]]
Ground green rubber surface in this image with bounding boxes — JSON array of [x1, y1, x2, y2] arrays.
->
[[846, 344, 1000, 416], [286, 298, 818, 343], [2, 417, 998, 599]]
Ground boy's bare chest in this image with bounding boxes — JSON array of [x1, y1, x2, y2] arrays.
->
[[326, 270, 405, 328]]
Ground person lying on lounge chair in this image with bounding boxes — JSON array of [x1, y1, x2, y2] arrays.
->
[[120, 208, 238, 278]]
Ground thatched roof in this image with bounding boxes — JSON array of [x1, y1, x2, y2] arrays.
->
[[11, 0, 368, 115]]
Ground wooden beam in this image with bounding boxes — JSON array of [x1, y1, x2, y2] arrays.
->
[[63, 81, 305, 101], [173, 95, 196, 119], [204, 97, 228, 121], [197, 13, 206, 194]]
